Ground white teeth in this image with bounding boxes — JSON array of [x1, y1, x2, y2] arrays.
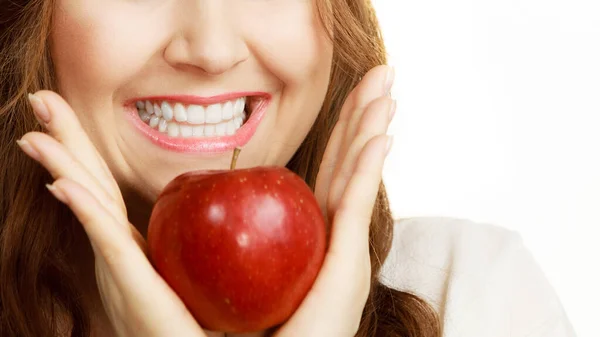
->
[[139, 111, 151, 122], [158, 119, 168, 132], [187, 105, 205, 124], [163, 103, 174, 121], [167, 122, 179, 137], [180, 125, 193, 138], [149, 116, 160, 128], [174, 103, 187, 122], [153, 103, 161, 116], [226, 120, 236, 135], [234, 116, 243, 128], [136, 97, 253, 138], [204, 124, 215, 137], [205, 104, 221, 124], [234, 98, 245, 115], [215, 122, 227, 136], [222, 101, 233, 120], [145, 101, 154, 115], [159, 102, 170, 118], [193, 125, 205, 137]]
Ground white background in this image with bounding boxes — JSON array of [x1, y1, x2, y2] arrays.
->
[[374, 1, 599, 336]]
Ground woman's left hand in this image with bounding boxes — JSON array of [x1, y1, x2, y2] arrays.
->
[[18, 63, 394, 336], [273, 65, 395, 337]]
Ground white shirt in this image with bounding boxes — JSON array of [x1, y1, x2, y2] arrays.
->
[[380, 217, 577, 337]]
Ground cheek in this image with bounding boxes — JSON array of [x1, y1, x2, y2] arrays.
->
[[51, 2, 165, 99], [52, 8, 117, 96], [242, 3, 333, 89], [241, 3, 332, 160]]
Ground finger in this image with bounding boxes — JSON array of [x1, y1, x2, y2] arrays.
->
[[332, 66, 393, 195], [342, 66, 394, 155], [46, 178, 129, 259], [331, 134, 391, 254], [315, 65, 393, 213], [18, 132, 127, 226], [327, 96, 394, 217], [276, 137, 392, 337], [29, 91, 123, 203], [47, 178, 205, 337]]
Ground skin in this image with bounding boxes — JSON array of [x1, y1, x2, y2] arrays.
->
[[50, 0, 333, 227], [17, 0, 396, 336]]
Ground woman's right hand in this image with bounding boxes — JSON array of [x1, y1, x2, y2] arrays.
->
[[18, 91, 210, 337]]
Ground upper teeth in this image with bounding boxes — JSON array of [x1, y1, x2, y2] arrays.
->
[[136, 97, 248, 138]]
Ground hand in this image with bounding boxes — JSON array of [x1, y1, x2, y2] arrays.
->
[[273, 65, 395, 336], [17, 91, 207, 337], [17, 62, 393, 336]]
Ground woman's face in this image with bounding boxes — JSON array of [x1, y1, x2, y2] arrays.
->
[[50, 0, 333, 202]]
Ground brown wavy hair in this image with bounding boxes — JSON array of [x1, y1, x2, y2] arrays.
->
[[0, 0, 441, 336]]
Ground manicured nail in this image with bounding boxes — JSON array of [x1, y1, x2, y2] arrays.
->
[[16, 139, 41, 161], [383, 66, 395, 95], [46, 183, 68, 203], [389, 99, 397, 121], [28, 93, 51, 124], [385, 135, 394, 156]]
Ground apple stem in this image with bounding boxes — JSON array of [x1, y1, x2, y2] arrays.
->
[[230, 148, 241, 170]]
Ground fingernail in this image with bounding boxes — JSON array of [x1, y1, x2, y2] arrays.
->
[[385, 135, 394, 156], [389, 99, 397, 121], [383, 66, 395, 95], [28, 93, 51, 124], [46, 183, 68, 203], [16, 139, 41, 161]]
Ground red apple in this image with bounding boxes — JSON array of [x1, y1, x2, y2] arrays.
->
[[147, 151, 326, 333]]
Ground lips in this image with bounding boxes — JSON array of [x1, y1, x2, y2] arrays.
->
[[124, 93, 270, 154]]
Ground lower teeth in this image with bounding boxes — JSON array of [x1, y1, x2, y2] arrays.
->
[[137, 110, 247, 138]]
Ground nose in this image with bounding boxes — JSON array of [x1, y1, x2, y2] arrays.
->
[[164, 0, 249, 75]]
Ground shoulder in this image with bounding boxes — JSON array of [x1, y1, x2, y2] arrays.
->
[[379, 217, 576, 337]]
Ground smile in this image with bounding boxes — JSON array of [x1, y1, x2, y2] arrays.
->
[[126, 93, 269, 154], [137, 97, 247, 137]]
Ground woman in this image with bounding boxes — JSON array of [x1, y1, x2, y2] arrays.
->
[[0, 1, 574, 337]]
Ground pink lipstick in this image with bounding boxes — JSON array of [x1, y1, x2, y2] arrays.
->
[[124, 92, 270, 154]]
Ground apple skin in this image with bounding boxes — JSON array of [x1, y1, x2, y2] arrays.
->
[[147, 167, 327, 333]]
